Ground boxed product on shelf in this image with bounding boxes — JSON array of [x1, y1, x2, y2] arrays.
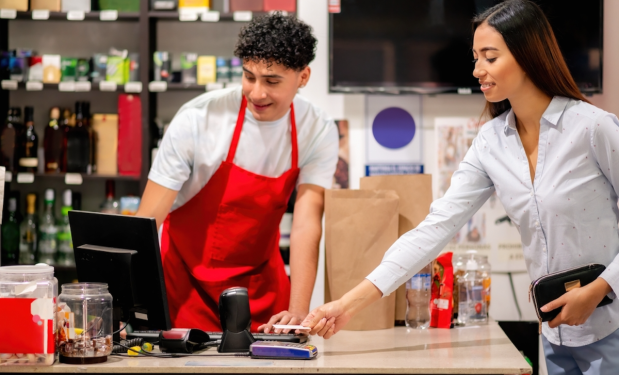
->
[[9, 57, 28, 82], [28, 56, 43, 81], [92, 114, 119, 175], [216, 57, 231, 83], [179, 0, 209, 10], [76, 58, 90, 81], [181, 53, 198, 84], [230, 0, 263, 12], [151, 0, 177, 10], [154, 51, 171, 82], [106, 56, 127, 84], [91, 54, 107, 83], [31, 0, 61, 11], [61, 58, 77, 81], [61, 0, 91, 12], [118, 94, 142, 177], [128, 53, 139, 82], [98, 0, 140, 12], [263, 0, 295, 11], [230, 57, 243, 83], [197, 55, 216, 85], [0, 0, 28, 11], [42, 55, 61, 84]]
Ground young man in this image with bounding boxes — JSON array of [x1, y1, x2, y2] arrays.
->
[[136, 13, 338, 333]]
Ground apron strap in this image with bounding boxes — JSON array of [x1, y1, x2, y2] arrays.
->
[[226, 96, 248, 163], [227, 95, 299, 170], [290, 102, 298, 169]]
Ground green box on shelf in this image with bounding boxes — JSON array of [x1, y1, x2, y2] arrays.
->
[[98, 0, 140, 12], [106, 56, 128, 84]]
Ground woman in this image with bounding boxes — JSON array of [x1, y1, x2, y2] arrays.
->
[[302, 1, 619, 373]]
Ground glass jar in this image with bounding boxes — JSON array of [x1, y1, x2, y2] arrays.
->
[[57, 283, 113, 364], [452, 254, 466, 322], [0, 264, 58, 366]]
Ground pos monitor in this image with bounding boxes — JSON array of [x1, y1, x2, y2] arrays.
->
[[68, 211, 171, 332]]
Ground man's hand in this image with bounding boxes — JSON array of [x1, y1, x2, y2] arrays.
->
[[258, 310, 308, 334], [301, 300, 351, 339], [543, 278, 613, 328]]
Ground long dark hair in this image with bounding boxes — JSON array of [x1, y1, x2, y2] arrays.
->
[[473, 0, 590, 119]]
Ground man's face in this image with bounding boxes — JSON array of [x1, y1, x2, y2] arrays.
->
[[242, 60, 311, 122]]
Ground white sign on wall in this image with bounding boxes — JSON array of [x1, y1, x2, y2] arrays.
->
[[365, 95, 423, 176]]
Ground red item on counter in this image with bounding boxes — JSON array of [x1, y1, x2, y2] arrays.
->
[[263, 0, 295, 12], [117, 94, 142, 177], [230, 0, 263, 11], [0, 298, 55, 354], [430, 252, 454, 329]]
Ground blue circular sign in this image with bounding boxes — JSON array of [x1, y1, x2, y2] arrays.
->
[[372, 107, 416, 149]]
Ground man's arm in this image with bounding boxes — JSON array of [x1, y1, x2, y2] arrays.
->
[[259, 183, 324, 333], [135, 180, 179, 228]]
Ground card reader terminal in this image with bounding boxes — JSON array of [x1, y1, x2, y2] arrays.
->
[[250, 341, 318, 360]]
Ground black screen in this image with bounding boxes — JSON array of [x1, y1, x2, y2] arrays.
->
[[330, 0, 602, 94]]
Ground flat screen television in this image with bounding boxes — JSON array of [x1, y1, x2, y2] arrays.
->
[[330, 0, 602, 94]]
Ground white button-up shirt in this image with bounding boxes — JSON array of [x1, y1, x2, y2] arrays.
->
[[367, 96, 619, 346]]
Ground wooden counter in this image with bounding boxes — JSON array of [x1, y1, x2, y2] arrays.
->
[[0, 322, 532, 374]]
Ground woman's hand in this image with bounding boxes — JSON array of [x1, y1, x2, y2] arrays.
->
[[301, 279, 383, 339], [301, 300, 351, 339], [542, 278, 613, 328]]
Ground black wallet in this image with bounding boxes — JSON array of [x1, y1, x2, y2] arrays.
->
[[529, 264, 613, 333]]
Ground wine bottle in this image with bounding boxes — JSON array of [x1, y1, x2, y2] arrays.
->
[[1, 197, 20, 266], [44, 107, 64, 173], [66, 102, 90, 173], [17, 106, 39, 173], [19, 193, 38, 265], [0, 107, 23, 173]]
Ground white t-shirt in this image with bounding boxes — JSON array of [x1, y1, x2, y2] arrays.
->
[[149, 87, 339, 211]]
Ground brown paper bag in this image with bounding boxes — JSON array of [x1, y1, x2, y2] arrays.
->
[[360, 175, 433, 323], [324, 189, 399, 331]]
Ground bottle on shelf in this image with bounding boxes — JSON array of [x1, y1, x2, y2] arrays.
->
[[38, 189, 58, 265], [19, 193, 38, 265], [1, 197, 20, 266], [1, 107, 23, 174], [66, 102, 91, 174], [84, 102, 97, 174], [61, 108, 74, 173], [44, 107, 65, 173], [17, 106, 39, 173], [56, 189, 74, 267], [100, 180, 120, 214], [405, 263, 432, 329]]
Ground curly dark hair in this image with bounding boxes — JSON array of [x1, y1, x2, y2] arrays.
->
[[234, 12, 317, 71]]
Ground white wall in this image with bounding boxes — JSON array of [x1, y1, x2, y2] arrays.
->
[[299, 0, 619, 331]]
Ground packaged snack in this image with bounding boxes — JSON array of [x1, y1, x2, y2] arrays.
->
[[429, 252, 454, 329], [120, 196, 141, 215]]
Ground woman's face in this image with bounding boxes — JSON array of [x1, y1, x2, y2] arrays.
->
[[472, 22, 528, 103]]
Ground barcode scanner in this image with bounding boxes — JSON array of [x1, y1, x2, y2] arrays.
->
[[217, 287, 256, 353]]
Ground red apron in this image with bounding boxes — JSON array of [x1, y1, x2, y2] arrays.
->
[[160, 96, 298, 332]]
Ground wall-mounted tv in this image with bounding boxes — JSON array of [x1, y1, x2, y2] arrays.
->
[[330, 0, 602, 94]]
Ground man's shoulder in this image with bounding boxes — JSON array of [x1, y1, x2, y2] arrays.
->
[[176, 86, 242, 115]]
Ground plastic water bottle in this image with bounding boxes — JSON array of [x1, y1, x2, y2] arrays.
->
[[405, 263, 432, 329], [457, 257, 488, 325]]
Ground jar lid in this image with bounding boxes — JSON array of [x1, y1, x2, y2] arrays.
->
[[0, 264, 54, 275], [61, 282, 108, 293]]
